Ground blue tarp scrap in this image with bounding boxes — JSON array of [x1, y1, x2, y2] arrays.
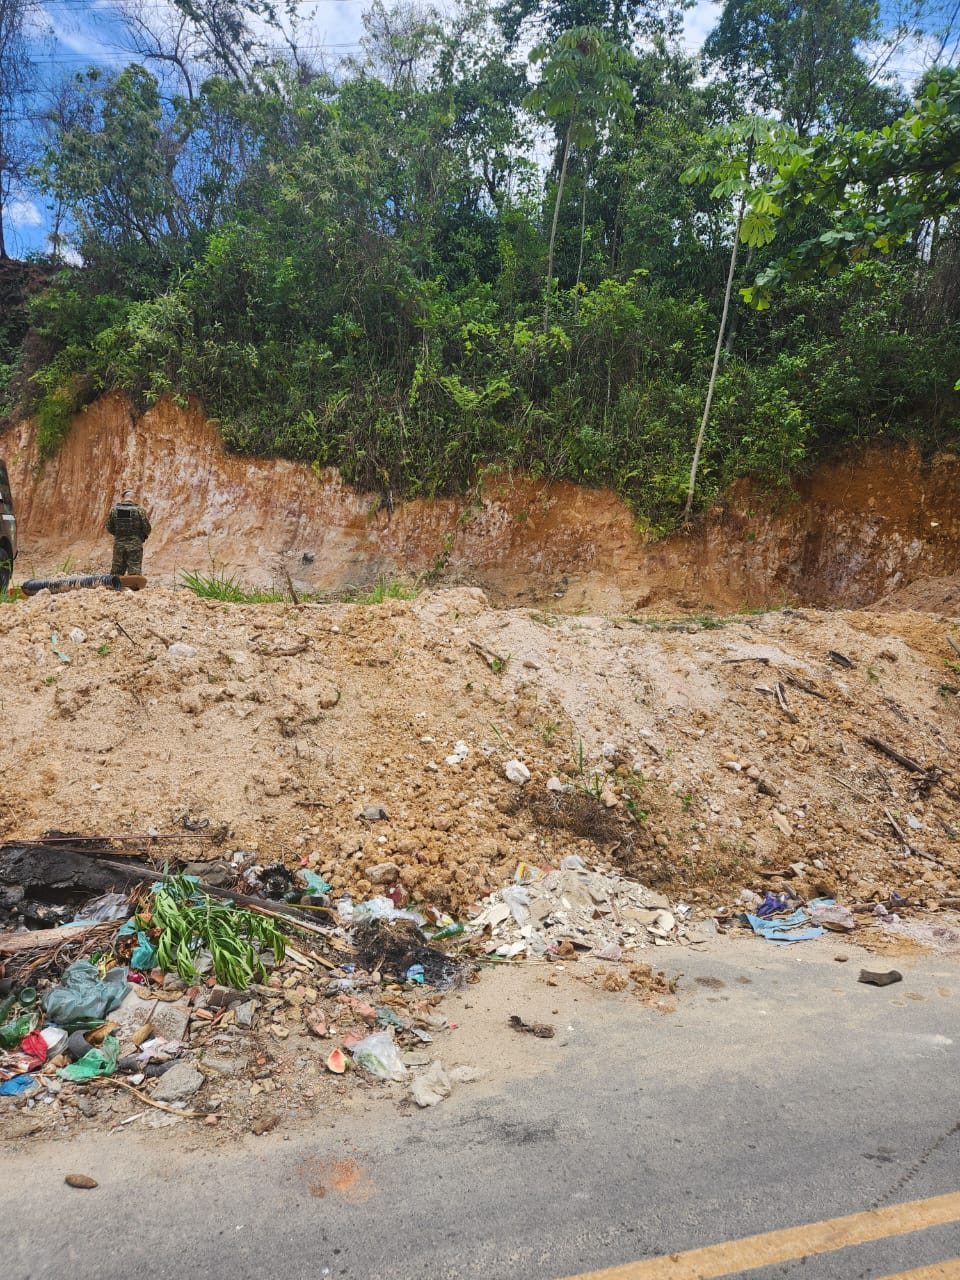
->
[[743, 907, 825, 945]]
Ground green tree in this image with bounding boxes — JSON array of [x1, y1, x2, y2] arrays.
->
[[0, 0, 44, 258], [525, 25, 633, 329], [680, 115, 800, 518], [739, 69, 960, 305], [703, 0, 903, 135]]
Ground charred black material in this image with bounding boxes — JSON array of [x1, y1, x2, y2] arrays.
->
[[21, 574, 122, 596]]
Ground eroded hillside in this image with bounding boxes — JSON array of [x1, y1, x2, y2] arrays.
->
[[5, 396, 960, 613]]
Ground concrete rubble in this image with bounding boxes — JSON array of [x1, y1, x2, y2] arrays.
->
[[466, 860, 684, 959]]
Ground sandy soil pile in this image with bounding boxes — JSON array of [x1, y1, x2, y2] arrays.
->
[[1, 585, 959, 914]]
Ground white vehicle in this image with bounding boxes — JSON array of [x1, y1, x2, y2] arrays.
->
[[0, 460, 16, 594]]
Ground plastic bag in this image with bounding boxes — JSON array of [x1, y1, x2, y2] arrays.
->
[[0, 1074, 37, 1096], [70, 892, 130, 925], [299, 871, 331, 895], [502, 885, 530, 927], [0, 1014, 34, 1049], [41, 961, 129, 1031], [349, 1029, 407, 1081], [116, 918, 160, 971], [19, 1030, 48, 1066], [58, 1035, 119, 1081], [350, 896, 425, 925]]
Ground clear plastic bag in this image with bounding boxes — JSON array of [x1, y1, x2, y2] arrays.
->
[[349, 1029, 407, 1081]]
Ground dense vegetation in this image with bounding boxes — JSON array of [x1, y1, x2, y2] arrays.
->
[[1, 0, 959, 527]]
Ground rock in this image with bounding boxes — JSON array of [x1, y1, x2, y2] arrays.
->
[[200, 985, 245, 1010], [771, 811, 793, 837], [201, 1055, 245, 1076], [150, 1062, 204, 1103], [234, 1000, 257, 1029], [445, 740, 469, 766], [65, 1174, 98, 1189], [361, 803, 389, 822], [410, 1060, 451, 1107], [366, 861, 401, 885], [546, 776, 565, 792], [108, 990, 158, 1044], [401, 1051, 433, 1067], [504, 759, 531, 785], [314, 680, 340, 709], [149, 1001, 191, 1043], [251, 1114, 279, 1135], [167, 642, 198, 658], [68, 628, 86, 645]]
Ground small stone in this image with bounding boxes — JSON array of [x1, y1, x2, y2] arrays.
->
[[504, 760, 531, 785], [251, 1114, 279, 1135], [546, 776, 565, 792], [65, 1174, 98, 1189], [771, 811, 793, 837], [167, 642, 198, 658], [361, 803, 389, 822], [366, 861, 401, 885], [202, 985, 245, 1010], [201, 1056, 244, 1077], [69, 628, 86, 645], [234, 1000, 257, 1029], [723, 761, 742, 772], [150, 1062, 204, 1103]]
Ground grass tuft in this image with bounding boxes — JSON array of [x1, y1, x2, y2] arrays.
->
[[179, 569, 289, 603]]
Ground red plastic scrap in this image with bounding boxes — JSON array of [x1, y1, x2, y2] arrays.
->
[[19, 1030, 48, 1069]]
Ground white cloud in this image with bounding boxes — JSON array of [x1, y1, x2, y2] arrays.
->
[[45, 13, 117, 62], [681, 0, 720, 55], [8, 198, 43, 228]]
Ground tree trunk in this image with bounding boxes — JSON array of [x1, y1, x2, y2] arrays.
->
[[575, 166, 588, 303], [544, 117, 574, 333], [683, 196, 746, 523]]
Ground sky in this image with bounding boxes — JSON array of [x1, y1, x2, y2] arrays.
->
[[5, 0, 939, 256]]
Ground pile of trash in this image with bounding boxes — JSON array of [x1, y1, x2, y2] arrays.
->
[[0, 844, 476, 1127], [465, 856, 689, 961]]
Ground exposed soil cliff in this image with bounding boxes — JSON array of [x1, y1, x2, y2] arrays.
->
[[3, 394, 960, 612]]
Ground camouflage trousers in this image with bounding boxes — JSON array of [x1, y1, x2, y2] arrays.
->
[[111, 536, 144, 576]]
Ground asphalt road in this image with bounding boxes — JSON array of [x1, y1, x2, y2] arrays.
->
[[4, 937, 959, 1280]]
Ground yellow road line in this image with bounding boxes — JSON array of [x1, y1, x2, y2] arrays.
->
[[556, 1191, 960, 1280], [874, 1264, 960, 1279]]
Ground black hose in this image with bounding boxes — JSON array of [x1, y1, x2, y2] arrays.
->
[[21, 574, 123, 596]]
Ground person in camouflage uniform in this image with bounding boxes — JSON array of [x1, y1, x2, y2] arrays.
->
[[106, 489, 152, 575]]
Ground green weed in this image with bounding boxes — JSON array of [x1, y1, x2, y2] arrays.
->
[[179, 569, 288, 604], [340, 576, 420, 604]]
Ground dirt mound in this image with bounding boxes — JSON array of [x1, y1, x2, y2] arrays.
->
[[1, 585, 959, 916], [874, 575, 960, 614]]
